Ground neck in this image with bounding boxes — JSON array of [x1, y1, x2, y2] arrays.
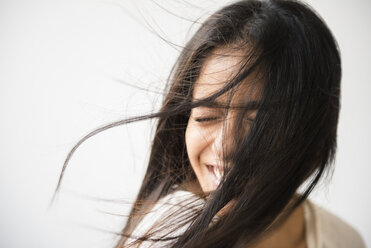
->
[[250, 195, 306, 248], [182, 181, 307, 248]]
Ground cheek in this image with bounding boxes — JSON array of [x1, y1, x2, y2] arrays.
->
[[185, 122, 206, 170], [185, 123, 197, 166]]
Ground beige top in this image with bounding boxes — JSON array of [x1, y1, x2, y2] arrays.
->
[[303, 199, 366, 248], [126, 190, 366, 248]]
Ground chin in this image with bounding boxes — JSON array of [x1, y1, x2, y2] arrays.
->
[[199, 176, 220, 193]]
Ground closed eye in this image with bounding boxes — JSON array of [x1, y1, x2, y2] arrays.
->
[[194, 116, 220, 122]]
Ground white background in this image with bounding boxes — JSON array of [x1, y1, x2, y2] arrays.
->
[[0, 0, 370, 247]]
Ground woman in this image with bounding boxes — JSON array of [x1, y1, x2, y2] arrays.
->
[[55, 0, 366, 247]]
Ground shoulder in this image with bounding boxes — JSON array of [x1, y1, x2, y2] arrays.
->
[[146, 189, 205, 222], [126, 189, 205, 247], [304, 200, 366, 248]]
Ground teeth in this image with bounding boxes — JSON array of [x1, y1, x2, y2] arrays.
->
[[207, 165, 224, 187], [213, 166, 222, 181]]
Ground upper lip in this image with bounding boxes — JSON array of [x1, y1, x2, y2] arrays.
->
[[204, 162, 222, 167], [205, 163, 220, 168], [205, 163, 224, 174]]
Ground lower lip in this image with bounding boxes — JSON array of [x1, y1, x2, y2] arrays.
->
[[207, 165, 221, 188]]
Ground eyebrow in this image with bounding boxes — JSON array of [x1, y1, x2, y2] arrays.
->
[[191, 99, 261, 110]]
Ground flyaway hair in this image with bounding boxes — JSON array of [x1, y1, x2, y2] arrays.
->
[[115, 0, 341, 247]]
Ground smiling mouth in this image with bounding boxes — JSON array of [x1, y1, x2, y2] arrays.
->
[[206, 165, 224, 187]]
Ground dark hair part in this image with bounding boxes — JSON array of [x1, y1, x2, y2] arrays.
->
[[54, 0, 341, 247]]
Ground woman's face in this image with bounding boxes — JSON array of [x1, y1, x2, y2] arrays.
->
[[185, 49, 259, 193]]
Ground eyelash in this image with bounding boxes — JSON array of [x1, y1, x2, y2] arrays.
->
[[194, 116, 254, 123], [194, 116, 220, 122]]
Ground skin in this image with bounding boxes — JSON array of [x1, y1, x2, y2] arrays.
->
[[185, 48, 260, 193], [185, 48, 306, 248]]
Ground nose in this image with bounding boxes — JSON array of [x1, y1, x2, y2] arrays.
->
[[209, 111, 253, 165], [211, 123, 223, 162], [210, 117, 232, 166]]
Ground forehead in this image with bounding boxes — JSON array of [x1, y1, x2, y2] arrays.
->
[[193, 48, 261, 104]]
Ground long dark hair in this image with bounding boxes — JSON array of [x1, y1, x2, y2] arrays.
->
[[54, 0, 341, 247]]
